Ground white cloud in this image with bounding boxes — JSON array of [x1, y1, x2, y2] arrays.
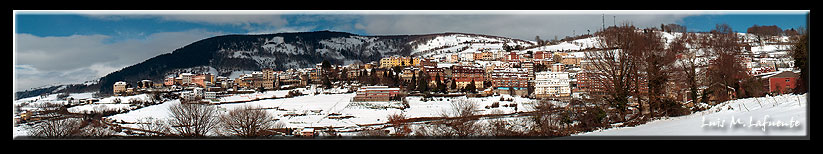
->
[[158, 14, 288, 27], [14, 29, 224, 91], [14, 64, 100, 91], [244, 26, 318, 35], [86, 14, 288, 28], [356, 14, 695, 40]]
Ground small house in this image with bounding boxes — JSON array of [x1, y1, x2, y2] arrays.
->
[[764, 71, 800, 94]]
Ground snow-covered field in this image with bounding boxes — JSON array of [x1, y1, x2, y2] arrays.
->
[[578, 94, 807, 136], [106, 91, 539, 130], [14, 89, 808, 138]]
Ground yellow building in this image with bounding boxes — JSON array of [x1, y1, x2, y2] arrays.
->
[[113, 81, 127, 95], [380, 56, 421, 68]]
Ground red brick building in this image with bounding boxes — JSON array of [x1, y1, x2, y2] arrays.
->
[[423, 66, 444, 86], [766, 71, 799, 94], [506, 52, 520, 62], [192, 74, 213, 88], [164, 77, 175, 86], [533, 51, 553, 65], [450, 65, 485, 89], [490, 68, 530, 95], [353, 86, 401, 102]]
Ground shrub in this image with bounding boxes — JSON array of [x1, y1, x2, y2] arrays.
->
[[660, 99, 690, 117], [57, 93, 70, 100]]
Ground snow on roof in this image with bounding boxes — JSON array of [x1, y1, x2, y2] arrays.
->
[[761, 71, 798, 79], [358, 86, 400, 92]]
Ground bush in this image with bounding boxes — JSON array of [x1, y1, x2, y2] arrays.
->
[[57, 93, 70, 100], [286, 90, 303, 98], [576, 106, 607, 132], [490, 102, 499, 108], [356, 129, 389, 137], [660, 99, 690, 117]]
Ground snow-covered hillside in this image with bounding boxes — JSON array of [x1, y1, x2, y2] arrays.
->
[[578, 93, 807, 136], [410, 33, 535, 58]]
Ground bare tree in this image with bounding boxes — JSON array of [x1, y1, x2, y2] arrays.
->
[[413, 123, 453, 137], [137, 117, 171, 136], [412, 98, 481, 137], [673, 33, 706, 106], [485, 109, 524, 136], [437, 98, 480, 137], [706, 24, 748, 103], [356, 129, 389, 137], [639, 29, 678, 117], [585, 25, 642, 121], [27, 117, 116, 138], [28, 118, 84, 138], [526, 100, 564, 136], [168, 103, 220, 137], [80, 120, 118, 137], [219, 105, 277, 137], [387, 113, 411, 137]]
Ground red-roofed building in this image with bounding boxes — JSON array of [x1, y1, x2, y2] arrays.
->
[[766, 71, 799, 94], [353, 86, 401, 102], [451, 65, 485, 89]]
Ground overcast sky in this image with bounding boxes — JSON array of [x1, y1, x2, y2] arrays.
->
[[13, 10, 808, 92]]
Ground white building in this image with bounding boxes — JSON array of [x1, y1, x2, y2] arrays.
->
[[193, 87, 204, 97], [459, 52, 476, 62], [113, 81, 128, 95], [180, 73, 194, 85], [534, 71, 571, 98], [204, 92, 217, 99]]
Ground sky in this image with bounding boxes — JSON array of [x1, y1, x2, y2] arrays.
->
[[13, 10, 808, 92]]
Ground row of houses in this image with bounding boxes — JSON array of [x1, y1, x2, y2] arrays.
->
[[113, 46, 799, 103], [444, 50, 584, 66]]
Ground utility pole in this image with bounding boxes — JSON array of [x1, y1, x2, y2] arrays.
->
[[602, 14, 605, 30], [613, 16, 616, 27]]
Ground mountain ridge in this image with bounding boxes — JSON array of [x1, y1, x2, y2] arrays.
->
[[14, 30, 534, 99]]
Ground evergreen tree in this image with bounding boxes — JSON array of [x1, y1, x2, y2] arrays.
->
[[393, 71, 401, 87], [502, 41, 511, 52], [321, 60, 331, 71], [416, 71, 429, 92], [509, 86, 515, 96], [321, 60, 332, 77], [535, 36, 542, 46], [450, 79, 457, 91], [435, 73, 445, 94], [792, 30, 808, 93], [257, 85, 265, 93], [466, 79, 477, 94], [340, 68, 348, 83], [409, 73, 417, 91], [370, 69, 378, 85], [322, 75, 332, 88], [358, 70, 366, 83]]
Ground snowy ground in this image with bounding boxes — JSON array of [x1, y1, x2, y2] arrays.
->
[[16, 86, 806, 137], [578, 94, 807, 136], [107, 92, 539, 130]]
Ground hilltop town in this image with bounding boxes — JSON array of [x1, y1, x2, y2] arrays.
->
[[13, 25, 807, 138]]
